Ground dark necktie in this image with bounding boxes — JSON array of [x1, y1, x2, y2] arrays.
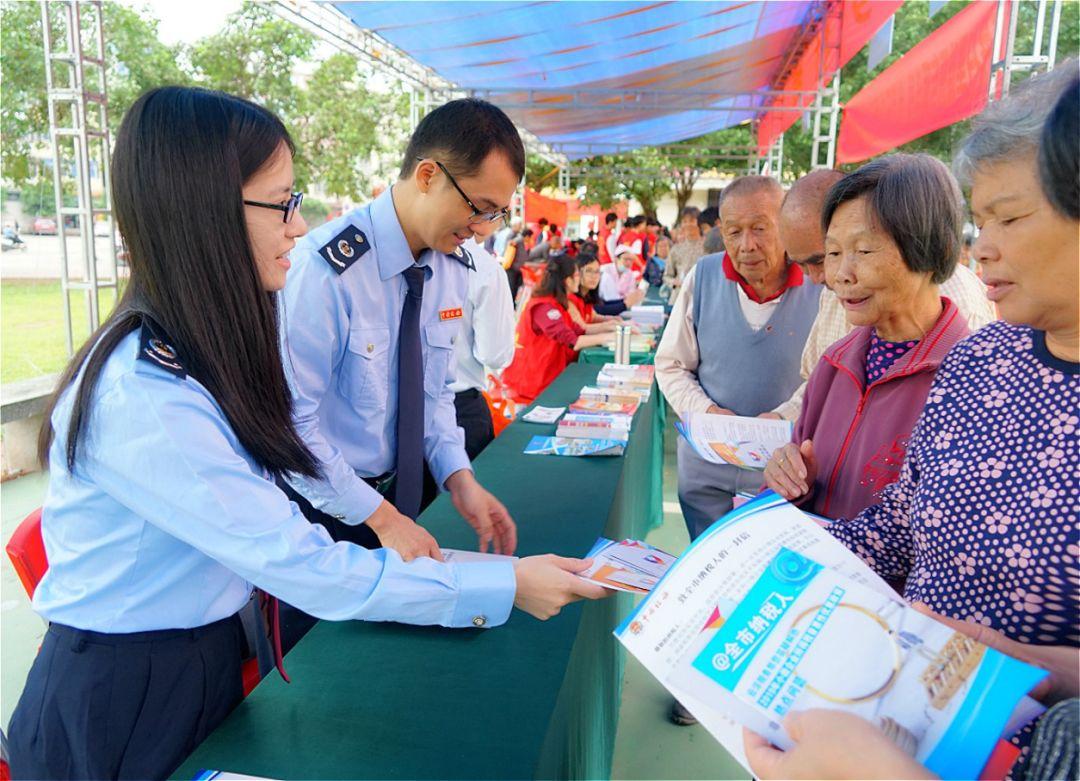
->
[[395, 265, 426, 519]]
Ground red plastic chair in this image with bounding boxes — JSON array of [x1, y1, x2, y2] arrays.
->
[[5, 507, 262, 697], [5, 508, 46, 599]]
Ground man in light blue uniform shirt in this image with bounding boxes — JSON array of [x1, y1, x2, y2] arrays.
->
[[280, 98, 523, 564]]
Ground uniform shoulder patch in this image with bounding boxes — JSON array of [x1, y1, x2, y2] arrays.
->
[[319, 227, 370, 275], [452, 245, 475, 271], [546, 307, 563, 321], [137, 317, 186, 378]]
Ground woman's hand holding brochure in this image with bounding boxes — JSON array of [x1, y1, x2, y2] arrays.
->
[[763, 439, 819, 500], [743, 710, 937, 780]]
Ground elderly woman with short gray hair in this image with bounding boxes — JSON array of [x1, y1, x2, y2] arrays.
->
[[823, 62, 1079, 708], [764, 153, 972, 521]]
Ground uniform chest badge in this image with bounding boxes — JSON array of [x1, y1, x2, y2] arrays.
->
[[319, 227, 369, 274], [439, 307, 464, 322]]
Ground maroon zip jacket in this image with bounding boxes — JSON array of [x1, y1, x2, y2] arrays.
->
[[793, 297, 971, 520]]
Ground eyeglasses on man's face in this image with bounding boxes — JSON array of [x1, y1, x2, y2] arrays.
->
[[244, 192, 305, 224], [421, 158, 511, 226]]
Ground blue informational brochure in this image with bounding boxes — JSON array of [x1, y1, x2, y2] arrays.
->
[[615, 492, 1047, 778], [523, 435, 625, 456]]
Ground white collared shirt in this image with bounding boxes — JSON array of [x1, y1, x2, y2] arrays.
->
[[450, 238, 516, 393]]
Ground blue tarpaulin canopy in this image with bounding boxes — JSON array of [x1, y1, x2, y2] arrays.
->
[[330, 1, 819, 156]]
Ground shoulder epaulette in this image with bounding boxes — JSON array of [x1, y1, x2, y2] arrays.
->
[[137, 316, 186, 378], [319, 227, 370, 275], [452, 245, 475, 271]]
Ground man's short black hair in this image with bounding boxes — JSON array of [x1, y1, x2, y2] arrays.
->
[[399, 98, 525, 181], [604, 212, 617, 225], [822, 154, 963, 285], [699, 206, 719, 227]]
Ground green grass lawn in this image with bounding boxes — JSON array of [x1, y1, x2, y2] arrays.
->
[[1, 280, 122, 384]]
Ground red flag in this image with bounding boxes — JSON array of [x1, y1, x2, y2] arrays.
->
[[836, 0, 1000, 164], [757, 0, 902, 155]]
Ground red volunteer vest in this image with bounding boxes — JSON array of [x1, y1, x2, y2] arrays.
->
[[502, 296, 578, 403]]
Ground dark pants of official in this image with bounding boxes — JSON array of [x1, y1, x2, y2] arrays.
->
[[7, 615, 244, 780], [507, 265, 523, 303], [454, 388, 495, 460]]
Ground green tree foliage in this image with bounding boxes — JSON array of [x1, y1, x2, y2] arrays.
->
[[189, 3, 313, 121], [295, 52, 410, 200], [1, 2, 188, 186], [1, 1, 408, 204]]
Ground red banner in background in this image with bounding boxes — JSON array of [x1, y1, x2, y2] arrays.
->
[[838, 0, 906, 64], [757, 0, 903, 155], [836, 0, 1000, 164], [523, 188, 569, 230]]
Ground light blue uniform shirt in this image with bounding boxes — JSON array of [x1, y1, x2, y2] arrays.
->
[[32, 325, 515, 633], [281, 188, 473, 524]]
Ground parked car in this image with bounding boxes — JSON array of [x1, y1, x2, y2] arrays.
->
[[31, 216, 57, 235]]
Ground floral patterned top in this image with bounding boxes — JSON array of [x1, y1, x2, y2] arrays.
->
[[828, 321, 1079, 647], [865, 330, 919, 385]]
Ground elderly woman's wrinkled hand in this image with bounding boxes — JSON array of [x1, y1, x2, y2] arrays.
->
[[764, 440, 817, 501]]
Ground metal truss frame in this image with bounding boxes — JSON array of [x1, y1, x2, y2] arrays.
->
[[40, 0, 120, 356]]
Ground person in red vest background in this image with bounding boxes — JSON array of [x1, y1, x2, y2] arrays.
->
[[616, 215, 647, 272], [598, 211, 618, 265], [502, 255, 614, 402]]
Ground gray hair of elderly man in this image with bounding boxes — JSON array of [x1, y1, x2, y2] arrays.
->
[[953, 59, 1078, 187], [703, 225, 725, 254]]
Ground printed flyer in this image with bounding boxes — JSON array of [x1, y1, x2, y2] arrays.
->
[[522, 436, 625, 457], [579, 538, 676, 594], [615, 493, 1046, 778], [676, 412, 792, 470]]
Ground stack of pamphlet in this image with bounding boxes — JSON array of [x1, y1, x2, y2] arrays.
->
[[604, 333, 656, 353], [556, 412, 632, 442], [629, 304, 666, 327], [568, 397, 640, 416], [578, 386, 646, 406], [596, 362, 655, 401], [522, 363, 658, 458]]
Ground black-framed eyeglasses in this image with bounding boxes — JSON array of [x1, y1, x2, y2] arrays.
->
[[243, 192, 305, 223], [423, 159, 511, 226]]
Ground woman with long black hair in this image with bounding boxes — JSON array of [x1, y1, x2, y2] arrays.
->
[[7, 86, 607, 780], [502, 254, 614, 402]]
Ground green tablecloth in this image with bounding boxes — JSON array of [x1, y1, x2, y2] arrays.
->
[[175, 363, 665, 781]]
